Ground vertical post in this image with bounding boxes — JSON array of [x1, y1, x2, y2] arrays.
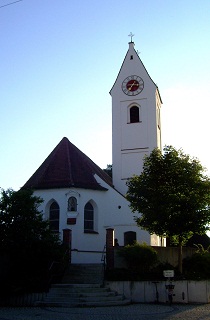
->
[[106, 228, 114, 269], [63, 228, 72, 263]]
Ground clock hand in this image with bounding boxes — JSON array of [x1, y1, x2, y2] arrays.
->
[[128, 81, 135, 91], [128, 81, 139, 91]]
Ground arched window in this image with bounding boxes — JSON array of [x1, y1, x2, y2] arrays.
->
[[84, 202, 94, 233], [124, 231, 136, 246], [49, 201, 60, 233], [130, 106, 139, 123], [68, 196, 77, 211]]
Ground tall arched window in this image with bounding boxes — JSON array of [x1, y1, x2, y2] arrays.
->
[[130, 106, 139, 123], [84, 202, 94, 233], [49, 201, 60, 233], [68, 196, 77, 211]]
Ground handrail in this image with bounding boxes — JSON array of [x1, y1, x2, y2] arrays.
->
[[71, 248, 104, 253], [101, 245, 106, 285], [47, 248, 69, 290], [101, 245, 106, 263]]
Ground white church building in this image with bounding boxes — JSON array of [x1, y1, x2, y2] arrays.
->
[[23, 39, 164, 264]]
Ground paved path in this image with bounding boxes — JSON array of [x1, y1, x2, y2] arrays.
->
[[0, 304, 210, 320]]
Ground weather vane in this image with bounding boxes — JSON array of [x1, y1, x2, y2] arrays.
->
[[128, 32, 134, 42]]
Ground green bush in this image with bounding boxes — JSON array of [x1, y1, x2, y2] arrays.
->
[[183, 251, 210, 280], [118, 242, 158, 274]]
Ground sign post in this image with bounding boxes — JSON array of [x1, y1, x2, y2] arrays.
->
[[163, 270, 175, 305]]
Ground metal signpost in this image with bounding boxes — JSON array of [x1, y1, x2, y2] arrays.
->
[[164, 270, 175, 305]]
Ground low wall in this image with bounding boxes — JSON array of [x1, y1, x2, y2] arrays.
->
[[114, 246, 196, 268], [152, 246, 196, 266], [105, 280, 210, 304]]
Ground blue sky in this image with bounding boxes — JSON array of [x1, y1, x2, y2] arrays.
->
[[1, 0, 210, 190]]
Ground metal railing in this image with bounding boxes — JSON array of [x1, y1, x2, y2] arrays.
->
[[47, 248, 69, 290], [101, 245, 106, 285]]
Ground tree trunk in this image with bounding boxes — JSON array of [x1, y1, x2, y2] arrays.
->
[[178, 237, 183, 274]]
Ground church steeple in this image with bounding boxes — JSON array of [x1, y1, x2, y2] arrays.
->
[[110, 38, 162, 195]]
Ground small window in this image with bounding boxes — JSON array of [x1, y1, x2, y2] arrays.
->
[[130, 106, 139, 123], [130, 55, 133, 60], [68, 196, 77, 211], [124, 231, 136, 246], [84, 202, 94, 232], [49, 201, 59, 233]]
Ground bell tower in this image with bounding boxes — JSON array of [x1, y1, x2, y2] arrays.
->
[[110, 38, 162, 195]]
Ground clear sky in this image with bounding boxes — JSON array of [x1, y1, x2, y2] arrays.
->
[[1, 0, 210, 191]]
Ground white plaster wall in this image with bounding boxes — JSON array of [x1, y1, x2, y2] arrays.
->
[[188, 280, 210, 303], [34, 175, 153, 264], [120, 99, 148, 150], [106, 280, 210, 304], [111, 43, 161, 195], [121, 151, 149, 180]]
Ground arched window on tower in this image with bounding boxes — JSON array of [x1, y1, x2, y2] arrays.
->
[[130, 106, 140, 123], [84, 202, 94, 233], [68, 196, 77, 212], [49, 201, 60, 233]]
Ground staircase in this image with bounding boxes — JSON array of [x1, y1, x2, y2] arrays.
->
[[36, 264, 130, 307], [61, 263, 104, 284]]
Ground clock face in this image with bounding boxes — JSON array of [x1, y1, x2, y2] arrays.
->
[[122, 75, 144, 96]]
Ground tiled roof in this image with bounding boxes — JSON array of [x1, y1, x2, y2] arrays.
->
[[23, 137, 113, 191]]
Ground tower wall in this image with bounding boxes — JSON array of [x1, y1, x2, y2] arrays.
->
[[111, 42, 162, 195]]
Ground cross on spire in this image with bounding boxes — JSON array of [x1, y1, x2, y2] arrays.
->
[[128, 32, 134, 42]]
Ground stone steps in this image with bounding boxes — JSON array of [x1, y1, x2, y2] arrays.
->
[[61, 263, 104, 284], [35, 264, 130, 307], [36, 283, 130, 307]]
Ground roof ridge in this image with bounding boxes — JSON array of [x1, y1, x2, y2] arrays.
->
[[66, 138, 74, 185]]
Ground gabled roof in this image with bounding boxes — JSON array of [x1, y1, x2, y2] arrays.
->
[[23, 137, 113, 191]]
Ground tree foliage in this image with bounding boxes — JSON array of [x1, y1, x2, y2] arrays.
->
[[126, 146, 210, 271], [183, 248, 210, 280], [0, 189, 49, 249], [103, 164, 112, 178], [0, 189, 66, 294]]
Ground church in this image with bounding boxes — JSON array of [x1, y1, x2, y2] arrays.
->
[[23, 39, 164, 264]]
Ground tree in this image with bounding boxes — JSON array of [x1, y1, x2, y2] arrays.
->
[[126, 146, 210, 273], [103, 164, 112, 178], [0, 188, 66, 294]]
